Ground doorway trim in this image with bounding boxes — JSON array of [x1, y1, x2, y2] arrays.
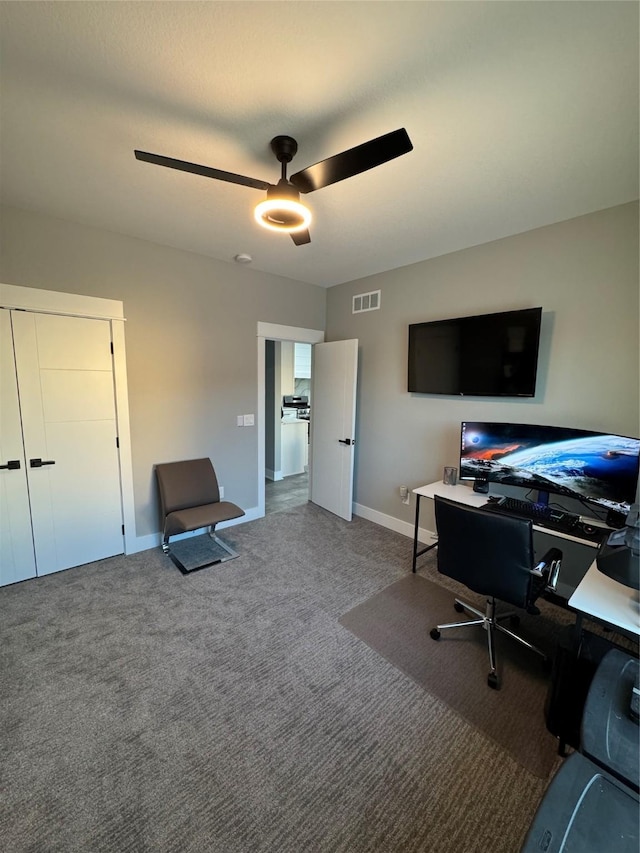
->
[[1, 283, 136, 554], [256, 322, 324, 518]]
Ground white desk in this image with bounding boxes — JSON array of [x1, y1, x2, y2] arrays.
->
[[413, 481, 489, 507], [569, 560, 640, 639], [411, 480, 601, 574]]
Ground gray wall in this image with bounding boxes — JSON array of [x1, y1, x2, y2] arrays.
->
[[0, 205, 326, 538], [325, 202, 639, 534], [2, 201, 638, 548]]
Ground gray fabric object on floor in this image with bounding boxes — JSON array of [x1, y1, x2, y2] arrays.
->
[[165, 532, 235, 572], [1, 503, 562, 853]]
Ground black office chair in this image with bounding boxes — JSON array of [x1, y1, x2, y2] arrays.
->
[[429, 495, 562, 689], [155, 458, 245, 574]]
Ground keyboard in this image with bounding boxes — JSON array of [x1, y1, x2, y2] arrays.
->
[[483, 496, 580, 534]]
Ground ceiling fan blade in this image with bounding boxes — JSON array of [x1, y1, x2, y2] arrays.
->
[[134, 150, 271, 191], [291, 229, 311, 246], [289, 128, 413, 194]]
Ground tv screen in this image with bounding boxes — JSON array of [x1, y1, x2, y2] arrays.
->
[[460, 421, 640, 514], [408, 307, 542, 397]]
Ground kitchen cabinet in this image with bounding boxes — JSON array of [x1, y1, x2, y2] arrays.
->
[[281, 420, 307, 477], [281, 341, 295, 395], [294, 343, 312, 378]]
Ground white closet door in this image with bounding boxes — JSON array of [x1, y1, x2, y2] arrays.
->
[[0, 310, 37, 585], [12, 311, 124, 576]]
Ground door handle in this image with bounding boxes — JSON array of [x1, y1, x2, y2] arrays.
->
[[0, 460, 21, 470], [30, 458, 56, 468], [338, 438, 354, 446]]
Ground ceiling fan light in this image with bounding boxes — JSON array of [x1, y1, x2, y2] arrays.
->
[[254, 198, 312, 233]]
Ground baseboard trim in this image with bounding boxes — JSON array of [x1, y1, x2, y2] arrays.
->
[[352, 502, 436, 547]]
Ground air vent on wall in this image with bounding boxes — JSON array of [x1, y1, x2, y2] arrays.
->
[[352, 290, 381, 314]]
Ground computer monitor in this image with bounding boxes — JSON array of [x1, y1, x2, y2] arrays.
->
[[459, 422, 640, 515]]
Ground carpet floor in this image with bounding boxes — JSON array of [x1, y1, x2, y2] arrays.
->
[[1, 503, 563, 853]]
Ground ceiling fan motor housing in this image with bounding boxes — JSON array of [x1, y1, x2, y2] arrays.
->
[[270, 135, 298, 163]]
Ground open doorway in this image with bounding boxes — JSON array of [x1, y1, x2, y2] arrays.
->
[[257, 324, 359, 523], [264, 340, 312, 516], [256, 322, 324, 520]]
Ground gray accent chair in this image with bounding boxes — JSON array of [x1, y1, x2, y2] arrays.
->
[[155, 458, 245, 573]]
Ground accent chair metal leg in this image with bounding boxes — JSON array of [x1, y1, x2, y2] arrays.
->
[[160, 526, 240, 574], [207, 527, 240, 561]]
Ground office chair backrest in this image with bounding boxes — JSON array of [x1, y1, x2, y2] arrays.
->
[[434, 495, 535, 609], [156, 458, 220, 517]]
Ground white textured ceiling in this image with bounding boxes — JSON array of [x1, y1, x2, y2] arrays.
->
[[1, 2, 638, 288]]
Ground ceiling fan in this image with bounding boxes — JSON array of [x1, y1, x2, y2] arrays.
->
[[134, 128, 413, 246]]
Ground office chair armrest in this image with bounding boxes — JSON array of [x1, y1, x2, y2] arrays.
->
[[531, 547, 563, 592]]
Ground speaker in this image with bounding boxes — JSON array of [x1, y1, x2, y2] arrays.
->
[[577, 516, 611, 535], [473, 476, 489, 494], [606, 508, 627, 529]]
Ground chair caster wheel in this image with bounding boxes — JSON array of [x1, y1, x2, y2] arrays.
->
[[430, 628, 441, 641], [487, 672, 500, 690], [453, 601, 465, 613], [542, 655, 552, 672], [510, 614, 520, 627]]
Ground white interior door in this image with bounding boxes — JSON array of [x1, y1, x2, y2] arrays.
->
[[0, 310, 37, 585], [310, 339, 358, 521], [12, 311, 124, 576]]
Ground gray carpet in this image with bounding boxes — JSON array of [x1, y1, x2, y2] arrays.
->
[[1, 504, 559, 852]]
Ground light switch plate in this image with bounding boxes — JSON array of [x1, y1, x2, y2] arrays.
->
[[243, 414, 255, 426], [237, 415, 244, 427]]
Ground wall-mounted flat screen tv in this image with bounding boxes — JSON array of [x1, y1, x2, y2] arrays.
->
[[408, 307, 542, 397]]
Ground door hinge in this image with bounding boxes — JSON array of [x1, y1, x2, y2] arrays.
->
[[122, 524, 125, 535], [110, 341, 114, 355], [116, 436, 119, 448]]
